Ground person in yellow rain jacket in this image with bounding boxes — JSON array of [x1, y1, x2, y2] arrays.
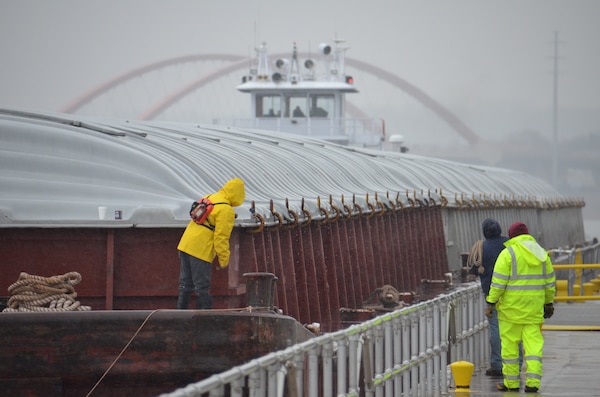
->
[[177, 178, 245, 309], [485, 222, 556, 393]]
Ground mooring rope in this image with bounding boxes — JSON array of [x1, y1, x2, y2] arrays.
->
[[85, 306, 256, 396], [2, 271, 91, 312]]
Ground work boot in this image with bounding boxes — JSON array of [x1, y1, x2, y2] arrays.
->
[[485, 368, 503, 377], [496, 383, 519, 392], [525, 386, 539, 393], [176, 293, 190, 309], [196, 293, 212, 309]]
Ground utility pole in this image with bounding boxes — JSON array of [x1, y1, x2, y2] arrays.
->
[[552, 31, 559, 189]]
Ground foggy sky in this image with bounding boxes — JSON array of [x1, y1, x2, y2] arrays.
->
[[1, 0, 599, 146]]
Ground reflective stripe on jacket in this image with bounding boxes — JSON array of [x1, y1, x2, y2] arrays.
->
[[487, 234, 556, 324]]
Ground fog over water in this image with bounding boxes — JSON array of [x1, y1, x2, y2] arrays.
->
[[2, 0, 600, 234]]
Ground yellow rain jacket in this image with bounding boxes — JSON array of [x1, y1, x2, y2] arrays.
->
[[177, 178, 245, 268], [487, 234, 556, 324]]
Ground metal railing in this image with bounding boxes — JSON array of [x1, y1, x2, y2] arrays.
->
[[160, 284, 487, 397], [550, 242, 600, 300]]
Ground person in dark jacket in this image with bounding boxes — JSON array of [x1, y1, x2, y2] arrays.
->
[[469, 218, 508, 376]]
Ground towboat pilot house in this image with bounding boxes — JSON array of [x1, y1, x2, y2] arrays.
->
[[238, 41, 383, 147]]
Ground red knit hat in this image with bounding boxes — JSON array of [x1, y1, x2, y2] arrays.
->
[[508, 222, 529, 238]]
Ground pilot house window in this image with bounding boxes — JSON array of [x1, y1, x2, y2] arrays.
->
[[257, 95, 282, 117], [309, 95, 333, 118]]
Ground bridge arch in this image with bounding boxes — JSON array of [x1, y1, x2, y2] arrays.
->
[[60, 54, 480, 145]]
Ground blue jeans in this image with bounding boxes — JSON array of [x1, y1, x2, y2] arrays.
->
[[177, 251, 212, 309], [488, 305, 502, 371]]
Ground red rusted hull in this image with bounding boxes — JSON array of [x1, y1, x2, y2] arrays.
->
[[0, 309, 313, 396]]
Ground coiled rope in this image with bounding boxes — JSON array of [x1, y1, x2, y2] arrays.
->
[[3, 271, 91, 312], [466, 239, 484, 274]]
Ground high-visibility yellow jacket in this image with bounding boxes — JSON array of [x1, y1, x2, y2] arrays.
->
[[177, 178, 245, 268], [487, 234, 556, 324]]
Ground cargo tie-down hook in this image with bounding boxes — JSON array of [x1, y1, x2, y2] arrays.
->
[[246, 200, 265, 234], [300, 197, 312, 227], [284, 198, 299, 229], [269, 199, 283, 231], [386, 191, 397, 212], [340, 194, 353, 219], [394, 192, 404, 211], [364, 193, 375, 219], [316, 196, 330, 225], [352, 193, 363, 217], [329, 194, 341, 222], [374, 192, 385, 216]]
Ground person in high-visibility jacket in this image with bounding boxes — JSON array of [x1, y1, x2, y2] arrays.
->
[[485, 222, 556, 393]]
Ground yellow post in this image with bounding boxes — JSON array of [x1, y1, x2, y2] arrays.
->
[[583, 283, 594, 296], [573, 284, 582, 302], [450, 361, 474, 391]]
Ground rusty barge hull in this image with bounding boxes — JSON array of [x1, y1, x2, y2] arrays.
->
[[0, 309, 313, 397], [0, 205, 450, 332]]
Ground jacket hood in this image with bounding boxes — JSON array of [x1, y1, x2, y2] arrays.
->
[[507, 234, 549, 264], [220, 178, 245, 207], [482, 218, 502, 239]]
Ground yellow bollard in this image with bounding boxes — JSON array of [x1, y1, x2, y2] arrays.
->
[[556, 280, 568, 297], [583, 283, 594, 296], [450, 361, 474, 391]]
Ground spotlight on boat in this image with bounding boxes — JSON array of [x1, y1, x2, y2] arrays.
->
[[272, 72, 282, 82], [304, 59, 314, 69], [275, 59, 288, 69], [318, 43, 331, 55]]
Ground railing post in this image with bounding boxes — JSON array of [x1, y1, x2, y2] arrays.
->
[[248, 369, 263, 397], [337, 338, 348, 395], [267, 363, 278, 397], [308, 345, 320, 397], [401, 314, 411, 397], [384, 318, 394, 397], [432, 299, 442, 397], [425, 302, 434, 396], [440, 297, 449, 394], [393, 316, 403, 395], [322, 339, 334, 397], [419, 305, 427, 396], [293, 348, 305, 397], [410, 310, 419, 395], [374, 324, 385, 397], [348, 332, 360, 395], [362, 332, 374, 397], [467, 288, 475, 364]]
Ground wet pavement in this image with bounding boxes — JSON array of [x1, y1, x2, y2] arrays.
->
[[447, 301, 600, 396]]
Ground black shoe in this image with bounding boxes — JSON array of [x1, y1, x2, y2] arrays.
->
[[497, 383, 519, 392], [525, 386, 539, 393], [486, 368, 503, 377]]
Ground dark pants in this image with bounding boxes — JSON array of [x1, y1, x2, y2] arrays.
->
[[177, 251, 212, 309]]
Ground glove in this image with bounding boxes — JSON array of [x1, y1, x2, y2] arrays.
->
[[484, 303, 495, 319], [543, 303, 554, 319]]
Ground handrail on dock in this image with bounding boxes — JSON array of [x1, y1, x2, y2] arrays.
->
[[160, 284, 488, 397]]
